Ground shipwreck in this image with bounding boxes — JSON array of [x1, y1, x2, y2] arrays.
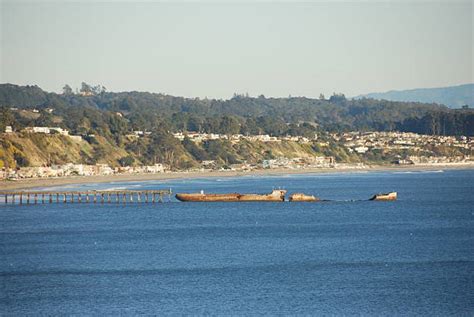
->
[[175, 189, 287, 202], [369, 192, 397, 201], [289, 193, 320, 202]]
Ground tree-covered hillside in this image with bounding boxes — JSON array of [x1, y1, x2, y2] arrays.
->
[[1, 83, 472, 169], [3, 83, 469, 135]]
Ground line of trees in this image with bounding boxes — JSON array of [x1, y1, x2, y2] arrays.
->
[[62, 82, 106, 95]]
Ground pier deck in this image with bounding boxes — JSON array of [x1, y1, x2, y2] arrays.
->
[[0, 189, 172, 204]]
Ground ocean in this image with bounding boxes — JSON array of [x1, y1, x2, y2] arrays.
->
[[1, 169, 473, 315]]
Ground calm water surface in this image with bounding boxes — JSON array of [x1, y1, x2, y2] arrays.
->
[[1, 169, 473, 315]]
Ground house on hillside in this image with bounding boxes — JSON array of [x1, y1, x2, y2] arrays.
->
[[24, 127, 50, 134]]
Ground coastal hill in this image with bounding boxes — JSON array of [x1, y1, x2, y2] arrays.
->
[[1, 83, 473, 169], [355, 83, 474, 109]]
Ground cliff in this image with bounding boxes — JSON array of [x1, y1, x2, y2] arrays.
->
[[0, 132, 350, 169], [0, 133, 127, 169]]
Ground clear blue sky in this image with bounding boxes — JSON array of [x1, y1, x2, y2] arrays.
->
[[1, 1, 472, 99]]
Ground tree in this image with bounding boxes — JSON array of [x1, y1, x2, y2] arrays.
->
[[80, 82, 93, 95], [118, 155, 135, 167], [0, 106, 14, 132], [329, 93, 346, 104], [219, 115, 240, 135], [62, 84, 73, 95], [13, 152, 29, 167], [35, 111, 55, 126], [148, 130, 183, 168], [92, 85, 106, 95], [187, 116, 203, 132], [319, 93, 325, 100], [183, 137, 208, 161]]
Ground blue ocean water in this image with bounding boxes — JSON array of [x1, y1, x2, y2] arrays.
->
[[1, 169, 473, 315]]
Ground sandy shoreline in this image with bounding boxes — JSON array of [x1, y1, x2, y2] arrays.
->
[[1, 164, 473, 191]]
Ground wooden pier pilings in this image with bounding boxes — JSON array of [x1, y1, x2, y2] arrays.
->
[[0, 190, 172, 205]]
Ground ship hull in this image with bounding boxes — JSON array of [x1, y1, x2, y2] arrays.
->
[[175, 193, 241, 202], [175, 190, 286, 202]]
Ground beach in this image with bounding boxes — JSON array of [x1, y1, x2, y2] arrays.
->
[[1, 163, 473, 191]]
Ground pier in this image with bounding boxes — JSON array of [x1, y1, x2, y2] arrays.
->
[[0, 189, 172, 205]]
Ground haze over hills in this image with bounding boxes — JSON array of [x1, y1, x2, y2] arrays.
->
[[355, 84, 474, 109]]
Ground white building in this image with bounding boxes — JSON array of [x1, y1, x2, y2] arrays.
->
[[354, 146, 369, 154], [24, 127, 50, 134], [145, 164, 164, 173], [95, 164, 114, 175], [173, 132, 185, 141], [22, 126, 69, 135]]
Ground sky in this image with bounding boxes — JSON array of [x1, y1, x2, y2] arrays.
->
[[1, 1, 472, 99]]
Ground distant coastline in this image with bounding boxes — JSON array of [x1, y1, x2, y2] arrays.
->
[[1, 163, 473, 192]]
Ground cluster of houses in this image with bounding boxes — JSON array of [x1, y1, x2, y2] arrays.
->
[[1, 163, 165, 180], [262, 156, 335, 169], [262, 156, 336, 169], [333, 131, 473, 158], [3, 125, 473, 180], [196, 156, 335, 171], [23, 126, 69, 136], [126, 130, 152, 138], [172, 132, 316, 144], [4, 125, 83, 142]]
